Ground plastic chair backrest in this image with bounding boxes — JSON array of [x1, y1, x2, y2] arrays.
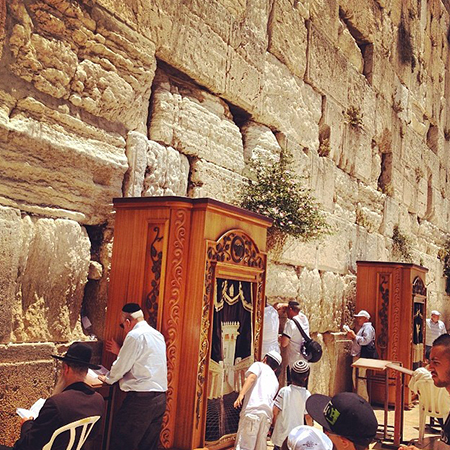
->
[[415, 379, 450, 418], [42, 415, 100, 450]]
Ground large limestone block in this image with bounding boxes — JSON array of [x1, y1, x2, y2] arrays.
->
[[188, 159, 245, 203], [334, 170, 359, 217], [316, 218, 356, 273], [337, 22, 364, 73], [298, 268, 322, 319], [259, 53, 322, 150], [268, 0, 308, 79], [309, 0, 339, 42], [149, 72, 245, 173], [7, 0, 156, 130], [241, 121, 281, 162], [338, 126, 373, 183], [13, 218, 90, 342], [0, 207, 23, 342], [317, 271, 346, 332], [143, 141, 189, 197], [0, 343, 55, 446], [265, 263, 299, 299], [157, 8, 228, 95], [306, 24, 349, 105], [123, 131, 149, 197], [309, 154, 336, 211], [0, 96, 127, 224], [338, 0, 382, 44]]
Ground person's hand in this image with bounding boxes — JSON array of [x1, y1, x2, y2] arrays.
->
[[20, 417, 33, 426], [234, 393, 244, 409], [399, 445, 419, 450], [346, 330, 356, 339], [105, 339, 121, 355], [98, 375, 107, 383]]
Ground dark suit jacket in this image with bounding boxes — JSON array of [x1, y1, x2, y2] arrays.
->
[[14, 382, 105, 450]]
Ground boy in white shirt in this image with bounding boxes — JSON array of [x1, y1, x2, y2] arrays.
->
[[271, 360, 312, 450], [233, 350, 282, 450]]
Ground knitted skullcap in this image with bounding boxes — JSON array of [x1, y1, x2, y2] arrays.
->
[[122, 303, 141, 313], [292, 360, 310, 374]]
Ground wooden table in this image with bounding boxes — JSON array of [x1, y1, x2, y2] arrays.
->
[[352, 358, 407, 447]]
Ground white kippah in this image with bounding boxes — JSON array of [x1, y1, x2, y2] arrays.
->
[[130, 310, 144, 319]]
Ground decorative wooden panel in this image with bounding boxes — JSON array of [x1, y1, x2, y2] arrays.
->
[[103, 197, 271, 450]]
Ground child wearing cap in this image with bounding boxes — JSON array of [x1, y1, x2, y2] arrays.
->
[[306, 392, 378, 450], [281, 425, 333, 450], [271, 360, 312, 450], [233, 350, 281, 450]]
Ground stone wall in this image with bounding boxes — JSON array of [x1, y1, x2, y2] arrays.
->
[[1, 0, 450, 444]]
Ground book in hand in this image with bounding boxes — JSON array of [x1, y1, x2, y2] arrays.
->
[[85, 365, 109, 387], [16, 398, 46, 419]]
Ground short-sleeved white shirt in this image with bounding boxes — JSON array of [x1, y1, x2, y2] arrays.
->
[[262, 305, 280, 356], [271, 385, 311, 446], [241, 361, 279, 419], [283, 313, 310, 367]]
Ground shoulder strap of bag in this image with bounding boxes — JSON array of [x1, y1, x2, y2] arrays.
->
[[292, 317, 311, 343]]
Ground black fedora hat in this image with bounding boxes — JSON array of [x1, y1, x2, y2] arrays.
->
[[52, 342, 100, 370]]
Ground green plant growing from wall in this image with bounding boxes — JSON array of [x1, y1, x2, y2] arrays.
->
[[240, 149, 330, 250], [345, 106, 363, 128], [318, 138, 331, 157], [437, 238, 450, 294], [392, 224, 413, 262]]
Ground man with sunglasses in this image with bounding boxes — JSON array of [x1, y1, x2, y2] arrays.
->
[[99, 303, 167, 450]]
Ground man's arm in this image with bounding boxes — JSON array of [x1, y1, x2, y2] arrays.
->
[[104, 334, 140, 384], [233, 373, 257, 408], [14, 398, 61, 450]]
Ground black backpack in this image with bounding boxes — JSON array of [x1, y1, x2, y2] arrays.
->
[[293, 318, 323, 363]]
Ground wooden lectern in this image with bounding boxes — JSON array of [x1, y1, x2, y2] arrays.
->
[[102, 197, 271, 450], [356, 261, 428, 405]]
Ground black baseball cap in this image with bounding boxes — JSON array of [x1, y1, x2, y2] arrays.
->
[[306, 392, 378, 446]]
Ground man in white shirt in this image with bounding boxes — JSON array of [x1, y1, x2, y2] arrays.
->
[[426, 310, 447, 360], [233, 350, 281, 450], [281, 301, 310, 383], [262, 299, 280, 356], [346, 310, 377, 401], [99, 303, 167, 450]]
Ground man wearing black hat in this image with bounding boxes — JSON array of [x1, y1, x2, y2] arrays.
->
[[281, 301, 310, 382], [99, 303, 167, 450], [306, 392, 378, 450], [13, 342, 105, 450]]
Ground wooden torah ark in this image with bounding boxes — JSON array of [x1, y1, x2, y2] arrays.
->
[[356, 261, 428, 405], [102, 197, 272, 450]]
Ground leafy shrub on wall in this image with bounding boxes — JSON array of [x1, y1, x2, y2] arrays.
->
[[240, 149, 330, 249]]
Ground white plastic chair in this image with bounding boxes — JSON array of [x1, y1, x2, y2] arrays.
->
[[42, 415, 100, 450], [413, 379, 450, 444]]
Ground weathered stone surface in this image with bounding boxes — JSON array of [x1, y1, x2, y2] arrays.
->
[[188, 159, 245, 203], [123, 131, 148, 197], [10, 218, 90, 342], [241, 121, 281, 162], [259, 53, 322, 150], [0, 96, 127, 224], [8, 0, 156, 130], [265, 263, 299, 299], [143, 141, 189, 197], [268, 0, 308, 79], [149, 72, 245, 172]]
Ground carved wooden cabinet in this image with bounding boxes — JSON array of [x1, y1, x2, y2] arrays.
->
[[102, 197, 271, 450], [356, 261, 428, 404]]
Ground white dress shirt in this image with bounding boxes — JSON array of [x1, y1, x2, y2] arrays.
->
[[426, 318, 447, 346], [106, 320, 167, 392], [262, 305, 280, 356]]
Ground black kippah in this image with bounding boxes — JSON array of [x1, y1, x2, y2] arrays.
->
[[122, 303, 141, 313]]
